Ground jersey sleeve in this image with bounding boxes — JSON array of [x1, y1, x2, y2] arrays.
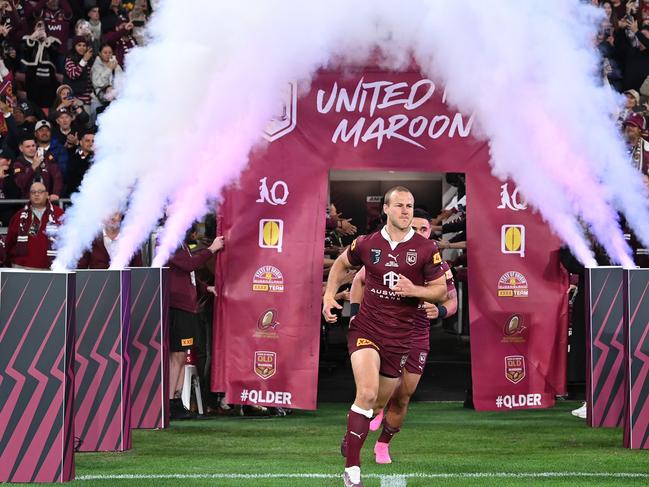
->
[[346, 235, 366, 267], [441, 261, 456, 292], [423, 241, 445, 282]]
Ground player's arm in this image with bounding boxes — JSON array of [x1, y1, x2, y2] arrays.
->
[[393, 273, 448, 303], [349, 266, 366, 319], [322, 251, 355, 323], [423, 288, 458, 319]]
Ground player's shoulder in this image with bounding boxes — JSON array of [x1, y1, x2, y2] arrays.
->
[[351, 231, 381, 249], [410, 232, 439, 251]]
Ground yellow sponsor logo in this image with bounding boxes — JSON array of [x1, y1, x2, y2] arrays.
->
[[356, 338, 379, 350], [181, 338, 194, 347], [258, 219, 284, 253], [433, 252, 442, 264], [351, 239, 357, 251], [501, 224, 525, 257], [445, 269, 453, 280]]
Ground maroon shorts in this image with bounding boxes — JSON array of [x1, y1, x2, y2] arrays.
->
[[347, 326, 409, 379], [404, 327, 429, 375]]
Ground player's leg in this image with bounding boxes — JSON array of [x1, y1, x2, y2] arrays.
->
[[342, 347, 382, 486], [374, 370, 421, 463]]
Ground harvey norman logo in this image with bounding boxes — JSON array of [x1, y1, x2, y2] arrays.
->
[[316, 78, 474, 150]]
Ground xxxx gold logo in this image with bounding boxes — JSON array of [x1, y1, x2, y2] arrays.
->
[[181, 338, 194, 347], [356, 338, 379, 350], [432, 252, 442, 265], [501, 225, 525, 257], [259, 219, 283, 253]]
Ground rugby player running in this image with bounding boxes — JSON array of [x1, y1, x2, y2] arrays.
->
[[323, 186, 448, 487]]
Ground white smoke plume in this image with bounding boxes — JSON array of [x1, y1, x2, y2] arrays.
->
[[52, 0, 649, 270]]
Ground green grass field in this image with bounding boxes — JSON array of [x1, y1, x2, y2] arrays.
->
[[52, 402, 649, 486]]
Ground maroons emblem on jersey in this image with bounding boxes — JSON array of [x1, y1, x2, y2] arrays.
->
[[406, 250, 417, 266], [370, 248, 381, 264], [418, 352, 427, 364]]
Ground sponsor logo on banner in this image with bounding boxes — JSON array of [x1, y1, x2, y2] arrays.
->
[[255, 309, 280, 339], [432, 252, 442, 264], [254, 351, 277, 380], [497, 271, 529, 297], [495, 394, 542, 409], [504, 355, 526, 384], [497, 183, 528, 211], [406, 250, 417, 265], [356, 338, 379, 350], [371, 248, 381, 264], [259, 219, 284, 253], [383, 271, 400, 289], [256, 177, 289, 206], [263, 81, 297, 142], [385, 253, 399, 267], [240, 388, 292, 405], [501, 225, 525, 257], [502, 314, 527, 343], [252, 266, 284, 292]]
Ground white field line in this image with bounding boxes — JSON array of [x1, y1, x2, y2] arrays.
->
[[77, 472, 649, 480]]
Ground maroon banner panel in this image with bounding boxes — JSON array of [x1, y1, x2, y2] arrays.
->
[[129, 267, 169, 429], [624, 268, 649, 448], [74, 270, 131, 452], [213, 70, 568, 411], [0, 271, 76, 483], [585, 267, 625, 428]]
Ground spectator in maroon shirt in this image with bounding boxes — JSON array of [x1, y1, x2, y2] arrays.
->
[[102, 18, 135, 68], [25, 0, 73, 62], [5, 180, 64, 269], [167, 230, 224, 419], [63, 36, 94, 109], [13, 133, 63, 200], [77, 212, 144, 268]]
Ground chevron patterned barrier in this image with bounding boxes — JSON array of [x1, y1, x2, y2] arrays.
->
[[0, 271, 76, 483]]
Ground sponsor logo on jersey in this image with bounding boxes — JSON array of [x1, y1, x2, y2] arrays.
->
[[259, 219, 284, 253], [256, 177, 289, 206], [406, 250, 417, 266], [351, 239, 357, 251], [383, 271, 400, 289], [252, 265, 284, 292], [501, 224, 525, 257], [497, 183, 528, 211], [502, 314, 527, 343], [497, 271, 529, 297], [419, 352, 427, 364], [432, 252, 442, 264], [400, 354, 408, 368], [356, 338, 379, 350], [385, 253, 399, 267], [254, 351, 277, 379], [445, 269, 454, 281], [181, 338, 193, 347], [371, 248, 381, 264], [505, 355, 526, 384], [255, 309, 280, 339]]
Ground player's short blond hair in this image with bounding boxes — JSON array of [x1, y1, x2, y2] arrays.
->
[[384, 186, 413, 205]]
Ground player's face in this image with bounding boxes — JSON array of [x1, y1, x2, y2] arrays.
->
[[411, 217, 431, 239], [384, 191, 414, 231]]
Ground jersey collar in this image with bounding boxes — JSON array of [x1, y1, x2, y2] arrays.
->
[[380, 226, 415, 251]]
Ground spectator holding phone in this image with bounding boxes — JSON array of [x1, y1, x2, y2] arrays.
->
[[20, 20, 60, 109], [63, 36, 94, 113], [90, 42, 121, 113]]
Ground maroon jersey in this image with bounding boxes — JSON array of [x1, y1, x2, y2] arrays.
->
[[413, 261, 456, 331], [347, 227, 445, 351]]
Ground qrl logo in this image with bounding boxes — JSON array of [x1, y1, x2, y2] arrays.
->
[[497, 183, 528, 211], [256, 177, 289, 206], [259, 219, 283, 253], [263, 81, 297, 142], [501, 225, 525, 257]]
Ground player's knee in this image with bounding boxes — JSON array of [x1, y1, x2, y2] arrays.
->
[[394, 394, 411, 411], [356, 387, 378, 407]]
